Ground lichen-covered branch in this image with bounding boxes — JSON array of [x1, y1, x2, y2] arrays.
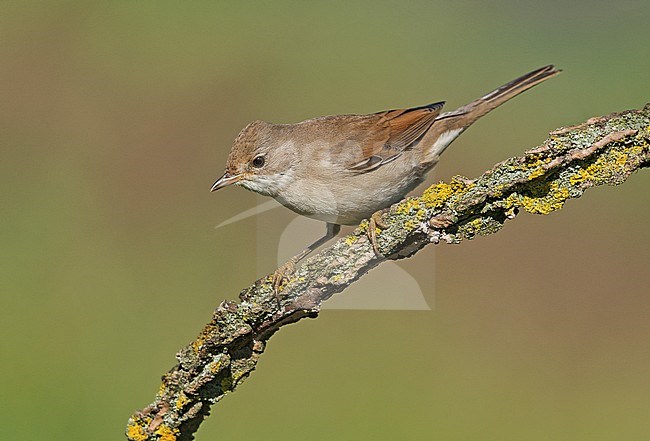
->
[[126, 105, 650, 441]]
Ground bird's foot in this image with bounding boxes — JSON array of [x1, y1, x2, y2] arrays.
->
[[271, 258, 297, 301], [368, 209, 389, 256]]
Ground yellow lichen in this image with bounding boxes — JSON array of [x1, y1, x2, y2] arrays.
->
[[209, 358, 226, 374], [614, 151, 629, 167], [395, 198, 424, 215], [567, 143, 642, 187], [192, 338, 204, 353], [510, 155, 551, 177], [344, 235, 358, 245], [511, 155, 547, 179], [126, 421, 148, 441], [527, 166, 546, 180], [358, 219, 370, 232], [231, 367, 248, 384], [491, 183, 506, 198], [569, 168, 591, 185], [422, 178, 467, 209], [403, 219, 418, 231], [515, 137, 646, 214], [503, 179, 571, 215], [154, 424, 178, 441], [157, 382, 166, 398], [193, 323, 219, 353], [461, 218, 485, 236], [521, 184, 570, 214], [175, 392, 190, 410]]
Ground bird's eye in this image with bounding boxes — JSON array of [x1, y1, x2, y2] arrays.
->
[[252, 155, 265, 168]]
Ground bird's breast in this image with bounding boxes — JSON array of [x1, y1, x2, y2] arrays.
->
[[273, 158, 427, 225]]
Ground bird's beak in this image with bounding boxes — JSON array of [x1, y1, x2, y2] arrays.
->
[[210, 172, 242, 192]]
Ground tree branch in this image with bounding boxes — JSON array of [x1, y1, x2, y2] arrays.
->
[[126, 105, 650, 441]]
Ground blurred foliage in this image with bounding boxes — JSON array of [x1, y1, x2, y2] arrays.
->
[[0, 1, 648, 440]]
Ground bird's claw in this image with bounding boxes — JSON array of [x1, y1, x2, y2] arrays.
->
[[272, 259, 296, 298], [368, 209, 389, 256]]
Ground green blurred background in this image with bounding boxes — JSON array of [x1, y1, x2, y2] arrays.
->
[[1, 1, 648, 440]]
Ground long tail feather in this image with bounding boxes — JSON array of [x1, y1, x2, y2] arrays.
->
[[422, 65, 561, 161]]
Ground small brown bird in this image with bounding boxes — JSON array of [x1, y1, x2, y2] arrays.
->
[[212, 65, 560, 287]]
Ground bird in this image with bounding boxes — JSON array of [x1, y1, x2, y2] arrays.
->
[[211, 65, 561, 289]]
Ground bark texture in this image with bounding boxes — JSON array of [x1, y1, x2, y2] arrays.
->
[[127, 105, 650, 441]]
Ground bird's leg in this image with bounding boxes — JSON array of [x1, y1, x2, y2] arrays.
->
[[272, 222, 341, 293], [368, 209, 389, 256]]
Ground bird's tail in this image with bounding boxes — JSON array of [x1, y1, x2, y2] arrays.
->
[[421, 65, 561, 162]]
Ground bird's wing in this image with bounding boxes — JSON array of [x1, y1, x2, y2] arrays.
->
[[346, 101, 445, 172]]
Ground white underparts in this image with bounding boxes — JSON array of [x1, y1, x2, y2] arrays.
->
[[427, 128, 462, 161]]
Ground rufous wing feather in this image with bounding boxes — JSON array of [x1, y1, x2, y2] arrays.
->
[[348, 101, 445, 172]]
